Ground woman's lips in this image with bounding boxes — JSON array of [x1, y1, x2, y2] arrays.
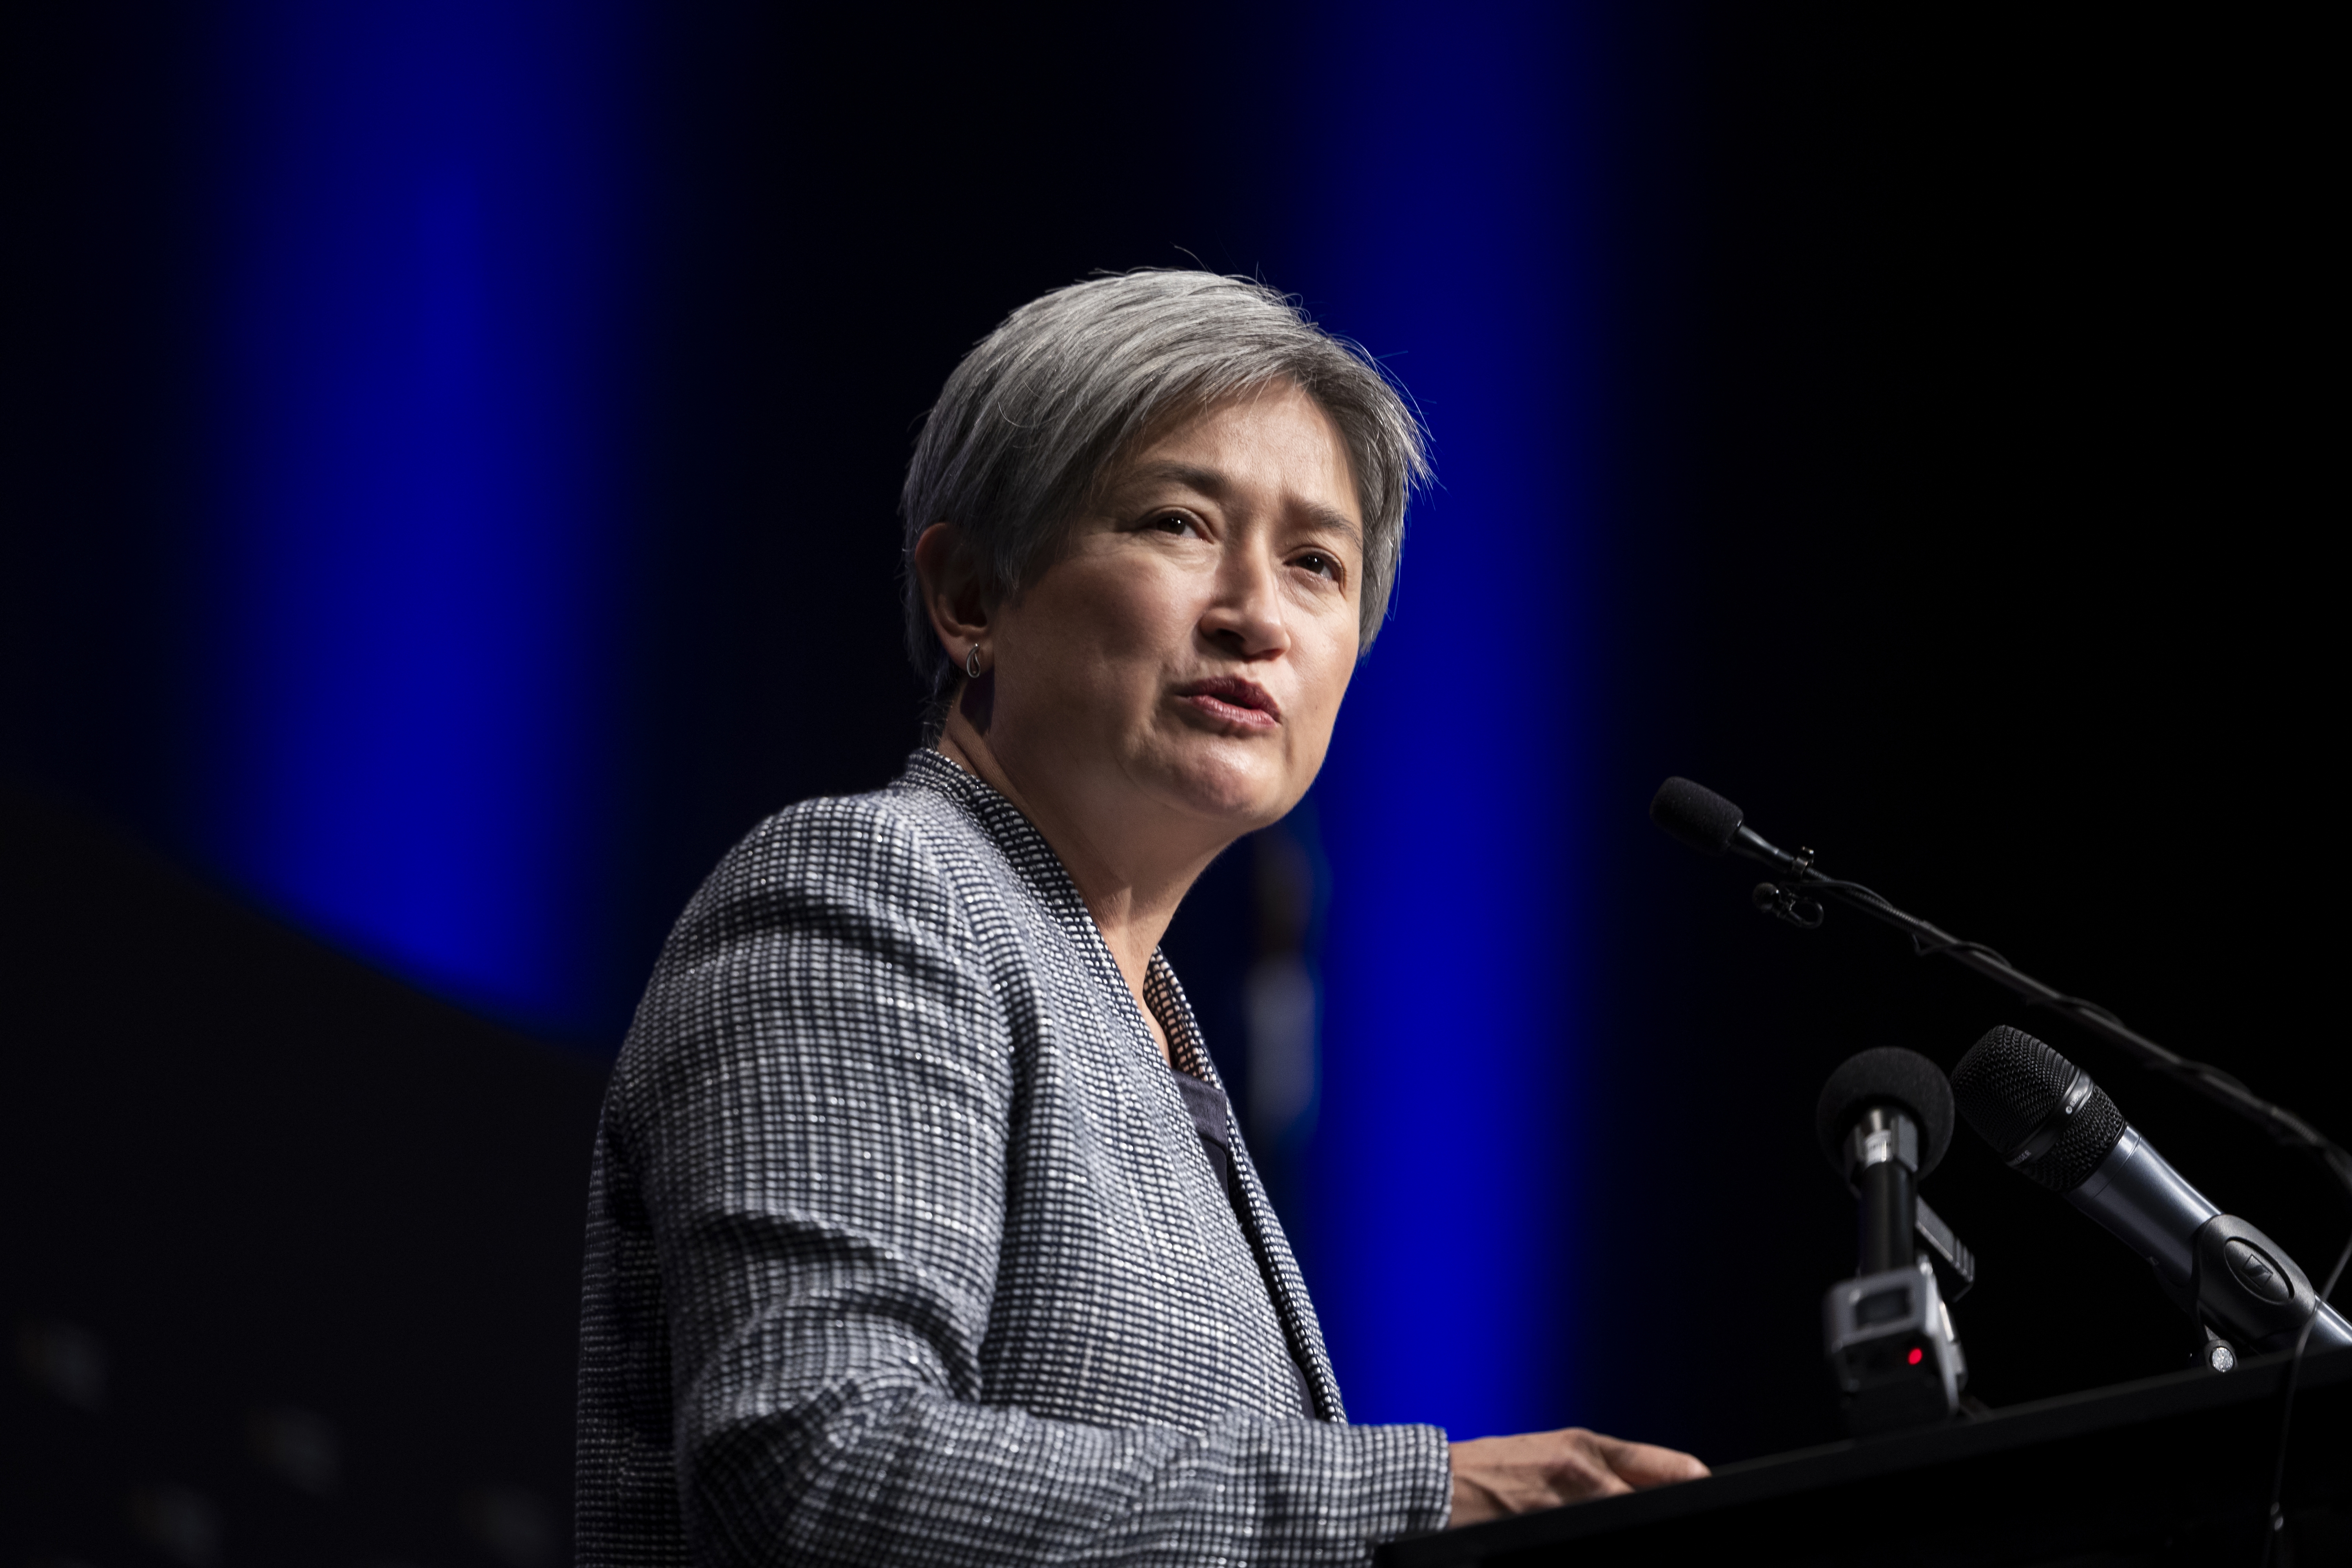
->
[[1174, 676, 1282, 731]]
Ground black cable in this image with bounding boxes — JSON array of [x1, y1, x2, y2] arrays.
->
[[2260, 1161, 2352, 1567], [1914, 935, 2015, 968]]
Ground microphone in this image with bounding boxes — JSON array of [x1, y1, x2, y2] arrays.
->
[[1649, 776, 1806, 874], [1814, 1048, 1970, 1432], [1817, 1047, 1957, 1275], [1951, 1025, 2352, 1363]]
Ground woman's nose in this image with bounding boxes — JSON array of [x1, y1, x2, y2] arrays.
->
[[1200, 547, 1290, 659]]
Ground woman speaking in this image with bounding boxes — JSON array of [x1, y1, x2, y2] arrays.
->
[[576, 271, 1703, 1565]]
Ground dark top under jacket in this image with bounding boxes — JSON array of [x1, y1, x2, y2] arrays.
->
[[575, 750, 1451, 1566]]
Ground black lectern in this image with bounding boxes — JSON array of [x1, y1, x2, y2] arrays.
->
[[1379, 1348, 2351, 1566]]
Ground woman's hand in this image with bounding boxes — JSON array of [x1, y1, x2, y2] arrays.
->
[[1446, 1428, 1708, 1527]]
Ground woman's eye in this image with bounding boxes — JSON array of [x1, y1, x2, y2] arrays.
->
[[1293, 552, 1341, 582], [1149, 512, 1198, 536]]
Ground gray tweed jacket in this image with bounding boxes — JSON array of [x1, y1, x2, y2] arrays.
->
[[576, 750, 1451, 1565]]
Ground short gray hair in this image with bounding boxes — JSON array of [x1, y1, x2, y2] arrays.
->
[[900, 270, 1428, 692]]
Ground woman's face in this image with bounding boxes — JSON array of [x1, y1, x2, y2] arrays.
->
[[985, 382, 1365, 855]]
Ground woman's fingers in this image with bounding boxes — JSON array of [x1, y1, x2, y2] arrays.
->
[[1589, 1432, 1712, 1488], [1448, 1428, 1708, 1528], [1550, 1439, 1635, 1500]]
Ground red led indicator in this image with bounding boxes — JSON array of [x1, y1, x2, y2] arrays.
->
[[1906, 1347, 1925, 1366]]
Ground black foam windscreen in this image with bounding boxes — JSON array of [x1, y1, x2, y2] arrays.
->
[[1951, 1024, 2127, 1194], [1650, 776, 1744, 855], [1814, 1047, 1957, 1178]]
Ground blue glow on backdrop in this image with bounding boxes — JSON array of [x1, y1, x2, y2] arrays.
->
[[1293, 4, 1599, 1437], [196, 2, 641, 1037], [167, 0, 1605, 1432]]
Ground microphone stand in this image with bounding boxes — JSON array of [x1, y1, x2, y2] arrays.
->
[[1728, 822, 2351, 1564], [1734, 825, 2349, 1189]]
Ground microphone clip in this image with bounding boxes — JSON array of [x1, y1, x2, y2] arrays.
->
[[1753, 881, 1825, 929]]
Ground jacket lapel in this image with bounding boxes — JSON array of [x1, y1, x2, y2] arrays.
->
[[913, 752, 1349, 1424], [1145, 956, 1347, 1423]]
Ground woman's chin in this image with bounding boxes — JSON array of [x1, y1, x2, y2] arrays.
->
[[1149, 745, 1299, 830]]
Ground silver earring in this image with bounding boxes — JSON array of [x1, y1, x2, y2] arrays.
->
[[965, 643, 983, 681]]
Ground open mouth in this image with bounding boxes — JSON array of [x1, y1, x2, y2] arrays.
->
[[1174, 676, 1282, 728]]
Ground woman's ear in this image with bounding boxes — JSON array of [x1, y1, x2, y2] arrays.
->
[[913, 522, 990, 666]]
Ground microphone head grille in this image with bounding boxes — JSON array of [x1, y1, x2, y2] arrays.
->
[[1813, 1047, 1957, 1178], [2022, 1084, 2126, 1192], [1951, 1024, 2127, 1193], [1950, 1025, 2074, 1152], [1650, 777, 1745, 856]]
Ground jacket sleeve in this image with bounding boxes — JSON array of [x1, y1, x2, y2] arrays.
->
[[610, 795, 1452, 1566]]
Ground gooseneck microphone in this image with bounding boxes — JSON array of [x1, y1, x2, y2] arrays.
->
[[1650, 775, 1807, 874], [1648, 776, 2352, 1190], [1951, 1025, 2352, 1359]]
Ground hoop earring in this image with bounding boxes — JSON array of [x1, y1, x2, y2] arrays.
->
[[965, 643, 983, 681]]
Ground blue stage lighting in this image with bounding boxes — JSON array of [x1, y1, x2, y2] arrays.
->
[[195, 1, 641, 1039], [1287, 3, 1597, 1439]]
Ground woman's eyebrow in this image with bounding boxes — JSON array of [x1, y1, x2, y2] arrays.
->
[[1114, 461, 1364, 546], [1113, 459, 1228, 502], [1296, 502, 1364, 548]]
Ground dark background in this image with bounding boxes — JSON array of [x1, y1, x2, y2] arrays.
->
[[6, 4, 2341, 1564]]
